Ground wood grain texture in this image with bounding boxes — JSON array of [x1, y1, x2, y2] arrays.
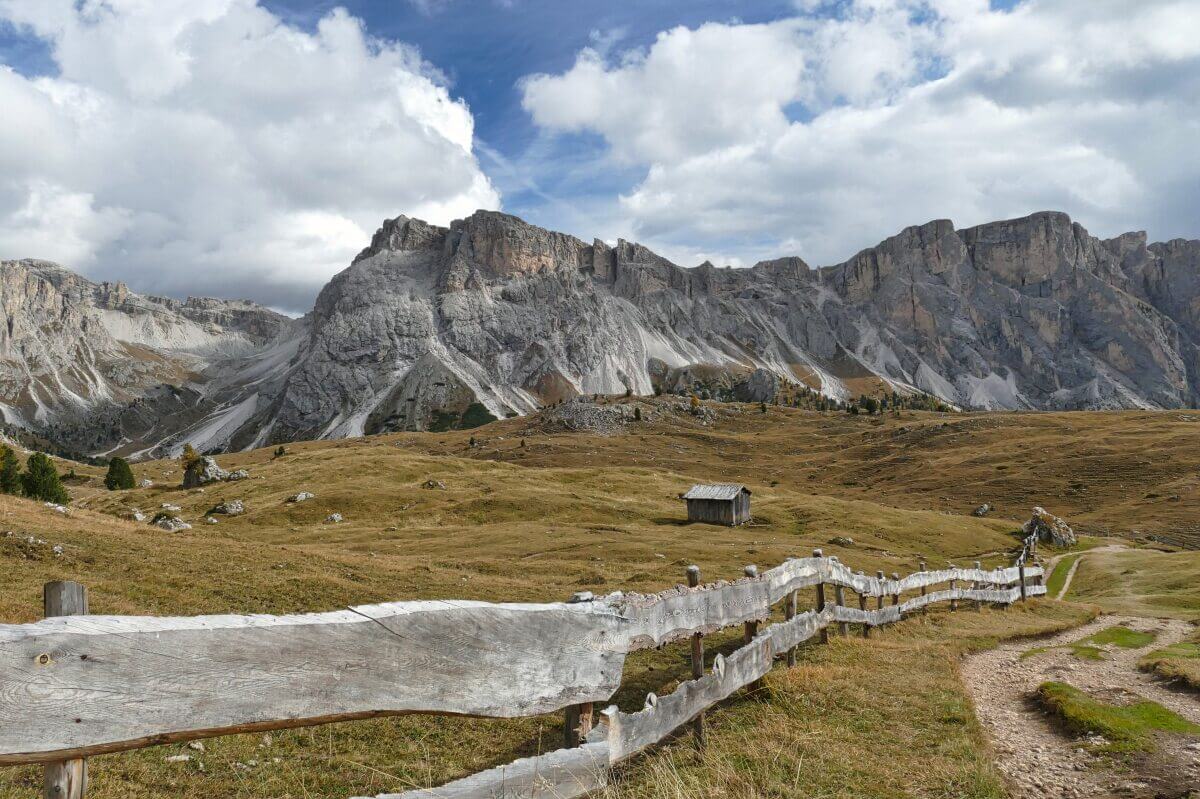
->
[[0, 600, 630, 764]]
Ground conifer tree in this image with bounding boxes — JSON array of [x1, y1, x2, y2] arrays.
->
[[21, 453, 69, 504], [0, 445, 21, 495], [104, 457, 136, 491]]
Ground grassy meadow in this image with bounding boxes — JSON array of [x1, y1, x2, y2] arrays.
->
[[2, 402, 1197, 797]]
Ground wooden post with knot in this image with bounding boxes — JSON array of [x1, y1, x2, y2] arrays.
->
[[43, 581, 88, 799], [686, 564, 705, 747], [918, 560, 927, 613]]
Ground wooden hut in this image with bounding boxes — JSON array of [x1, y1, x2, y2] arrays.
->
[[682, 484, 751, 526]]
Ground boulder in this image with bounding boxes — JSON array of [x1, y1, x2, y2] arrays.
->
[[422, 479, 447, 490], [827, 536, 855, 547], [972, 503, 991, 517], [226, 469, 250, 481], [182, 456, 228, 488], [151, 513, 192, 532], [288, 491, 315, 503], [1022, 506, 1076, 547], [210, 499, 244, 516], [139, 478, 154, 488]]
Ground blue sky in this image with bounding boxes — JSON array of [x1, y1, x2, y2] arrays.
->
[[0, 0, 1196, 312]]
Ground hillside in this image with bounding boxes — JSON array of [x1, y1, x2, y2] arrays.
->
[[393, 399, 1200, 548], [1, 415, 1103, 799]]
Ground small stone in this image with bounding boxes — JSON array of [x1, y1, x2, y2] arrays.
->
[[972, 503, 991, 517], [210, 499, 244, 516], [165, 754, 191, 763], [422, 479, 447, 490], [827, 536, 854, 547], [161, 503, 181, 512], [139, 478, 154, 488], [43, 502, 68, 514], [226, 469, 250, 481], [187, 741, 206, 752], [206, 517, 219, 524], [287, 491, 315, 503], [325, 513, 343, 523]]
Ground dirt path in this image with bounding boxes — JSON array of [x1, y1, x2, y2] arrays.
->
[[1044, 544, 1129, 601], [963, 614, 1199, 798]]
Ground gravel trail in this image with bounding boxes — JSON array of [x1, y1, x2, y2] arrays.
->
[[963, 614, 1199, 798]]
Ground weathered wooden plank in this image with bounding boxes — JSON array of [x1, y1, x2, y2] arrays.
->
[[0, 600, 630, 764], [367, 742, 611, 799], [610, 576, 775, 649]]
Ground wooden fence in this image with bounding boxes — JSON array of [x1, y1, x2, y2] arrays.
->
[[1, 539, 1044, 798]]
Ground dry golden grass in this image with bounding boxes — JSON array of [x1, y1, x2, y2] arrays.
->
[[0, 403, 1172, 798], [397, 400, 1200, 547]]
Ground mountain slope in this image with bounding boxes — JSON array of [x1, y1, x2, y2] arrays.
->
[[3, 209, 1200, 457]]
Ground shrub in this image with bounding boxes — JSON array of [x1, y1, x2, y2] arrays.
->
[[104, 457, 136, 490], [22, 453, 69, 504], [180, 443, 200, 470]]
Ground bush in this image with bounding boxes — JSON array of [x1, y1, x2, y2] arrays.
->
[[104, 457, 136, 490], [180, 443, 200, 470], [0, 445, 20, 495], [22, 452, 69, 504]]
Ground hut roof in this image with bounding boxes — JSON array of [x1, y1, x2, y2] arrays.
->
[[682, 483, 750, 501]]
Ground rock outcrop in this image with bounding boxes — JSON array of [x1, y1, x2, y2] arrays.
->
[[1023, 507, 1077, 547], [5, 209, 1200, 457]]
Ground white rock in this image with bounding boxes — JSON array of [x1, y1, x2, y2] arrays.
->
[[325, 512, 343, 523], [287, 491, 315, 503]]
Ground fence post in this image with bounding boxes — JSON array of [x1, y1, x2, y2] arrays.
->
[[890, 573, 900, 608], [1018, 560, 1028, 602], [744, 564, 763, 691], [949, 565, 958, 612], [973, 561, 982, 611], [875, 570, 884, 611], [564, 591, 595, 747], [857, 571, 870, 639], [43, 581, 88, 799], [830, 557, 848, 637], [686, 564, 705, 748], [918, 560, 927, 614], [784, 558, 798, 667], [814, 550, 828, 644]]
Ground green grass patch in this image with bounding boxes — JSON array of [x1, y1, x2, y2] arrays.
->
[[1046, 553, 1080, 597], [1021, 646, 1050, 660], [1067, 644, 1105, 661], [1086, 625, 1156, 649], [1036, 681, 1200, 753]]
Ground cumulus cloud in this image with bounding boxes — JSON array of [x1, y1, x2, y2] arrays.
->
[[0, 0, 499, 311], [521, 0, 1200, 266]]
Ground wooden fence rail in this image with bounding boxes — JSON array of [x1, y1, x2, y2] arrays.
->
[[0, 547, 1045, 798]]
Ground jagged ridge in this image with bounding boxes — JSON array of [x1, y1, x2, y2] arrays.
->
[[3, 209, 1199, 458]]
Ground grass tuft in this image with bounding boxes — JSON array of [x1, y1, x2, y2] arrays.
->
[[1045, 554, 1080, 598], [1036, 681, 1200, 753]]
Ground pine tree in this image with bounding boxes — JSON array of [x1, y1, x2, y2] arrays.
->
[[104, 457, 136, 490], [0, 445, 21, 495], [21, 453, 69, 504]]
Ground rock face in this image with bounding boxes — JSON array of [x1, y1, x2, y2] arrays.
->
[[5, 209, 1200, 458], [1023, 507, 1077, 547]]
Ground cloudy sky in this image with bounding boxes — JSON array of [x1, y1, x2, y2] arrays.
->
[[0, 0, 1197, 313]]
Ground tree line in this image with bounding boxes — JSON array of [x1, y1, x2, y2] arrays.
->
[[0, 443, 138, 504]]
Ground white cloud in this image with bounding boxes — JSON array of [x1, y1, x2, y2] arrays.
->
[[0, 0, 499, 310], [522, 0, 1200, 266]]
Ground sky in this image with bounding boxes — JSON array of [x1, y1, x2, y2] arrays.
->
[[0, 0, 1197, 314]]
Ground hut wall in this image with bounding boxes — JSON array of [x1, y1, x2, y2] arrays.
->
[[686, 498, 735, 525], [732, 492, 751, 525]]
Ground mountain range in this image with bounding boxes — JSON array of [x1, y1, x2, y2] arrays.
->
[[2, 209, 1198, 459]]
